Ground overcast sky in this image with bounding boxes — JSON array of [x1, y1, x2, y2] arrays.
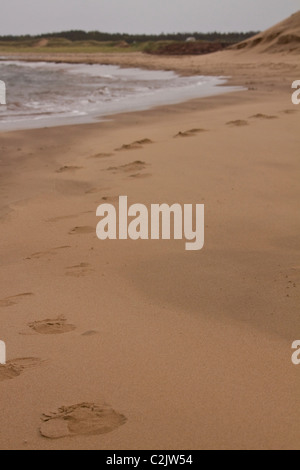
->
[[0, 0, 299, 35]]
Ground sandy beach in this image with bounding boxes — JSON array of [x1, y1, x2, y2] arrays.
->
[[0, 22, 300, 449]]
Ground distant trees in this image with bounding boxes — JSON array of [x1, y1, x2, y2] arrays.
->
[[0, 30, 258, 45]]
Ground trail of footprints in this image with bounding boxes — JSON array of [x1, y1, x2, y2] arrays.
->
[[0, 313, 125, 440], [53, 110, 295, 194], [55, 138, 154, 191], [2, 110, 297, 438], [226, 112, 283, 127], [0, 293, 125, 439], [172, 110, 292, 133]]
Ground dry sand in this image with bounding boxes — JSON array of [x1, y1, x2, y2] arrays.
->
[[0, 26, 300, 449]]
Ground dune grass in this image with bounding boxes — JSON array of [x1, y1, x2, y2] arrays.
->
[[0, 39, 144, 54]]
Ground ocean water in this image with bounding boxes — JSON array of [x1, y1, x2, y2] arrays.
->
[[0, 60, 242, 130]]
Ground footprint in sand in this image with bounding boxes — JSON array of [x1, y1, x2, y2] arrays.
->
[[28, 317, 76, 335], [84, 187, 113, 196], [47, 214, 79, 223], [0, 358, 42, 382], [56, 166, 83, 174], [66, 263, 94, 278], [85, 187, 104, 195], [54, 180, 92, 196], [26, 246, 71, 260], [281, 109, 297, 115], [69, 226, 95, 235], [0, 293, 33, 308], [115, 138, 153, 152], [40, 403, 127, 439], [81, 330, 99, 337], [174, 129, 207, 138], [106, 161, 148, 177], [226, 120, 249, 127], [250, 114, 278, 120], [129, 173, 151, 179], [87, 153, 114, 160], [101, 196, 120, 203], [115, 142, 143, 151], [134, 138, 153, 145], [46, 212, 93, 223]]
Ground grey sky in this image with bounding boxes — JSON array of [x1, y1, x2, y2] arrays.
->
[[0, 0, 299, 35]]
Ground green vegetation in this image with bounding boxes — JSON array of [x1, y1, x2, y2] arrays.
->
[[0, 42, 141, 54], [0, 30, 258, 44], [0, 31, 259, 55]]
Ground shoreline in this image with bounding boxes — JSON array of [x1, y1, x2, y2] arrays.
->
[[0, 49, 299, 450], [0, 47, 297, 132], [1, 48, 299, 82], [0, 59, 244, 132]]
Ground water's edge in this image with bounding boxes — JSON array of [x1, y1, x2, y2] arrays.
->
[[0, 59, 244, 131]]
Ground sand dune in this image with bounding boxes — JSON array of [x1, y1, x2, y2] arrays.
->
[[232, 11, 300, 53]]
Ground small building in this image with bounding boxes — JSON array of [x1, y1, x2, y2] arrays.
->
[[186, 37, 196, 43]]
